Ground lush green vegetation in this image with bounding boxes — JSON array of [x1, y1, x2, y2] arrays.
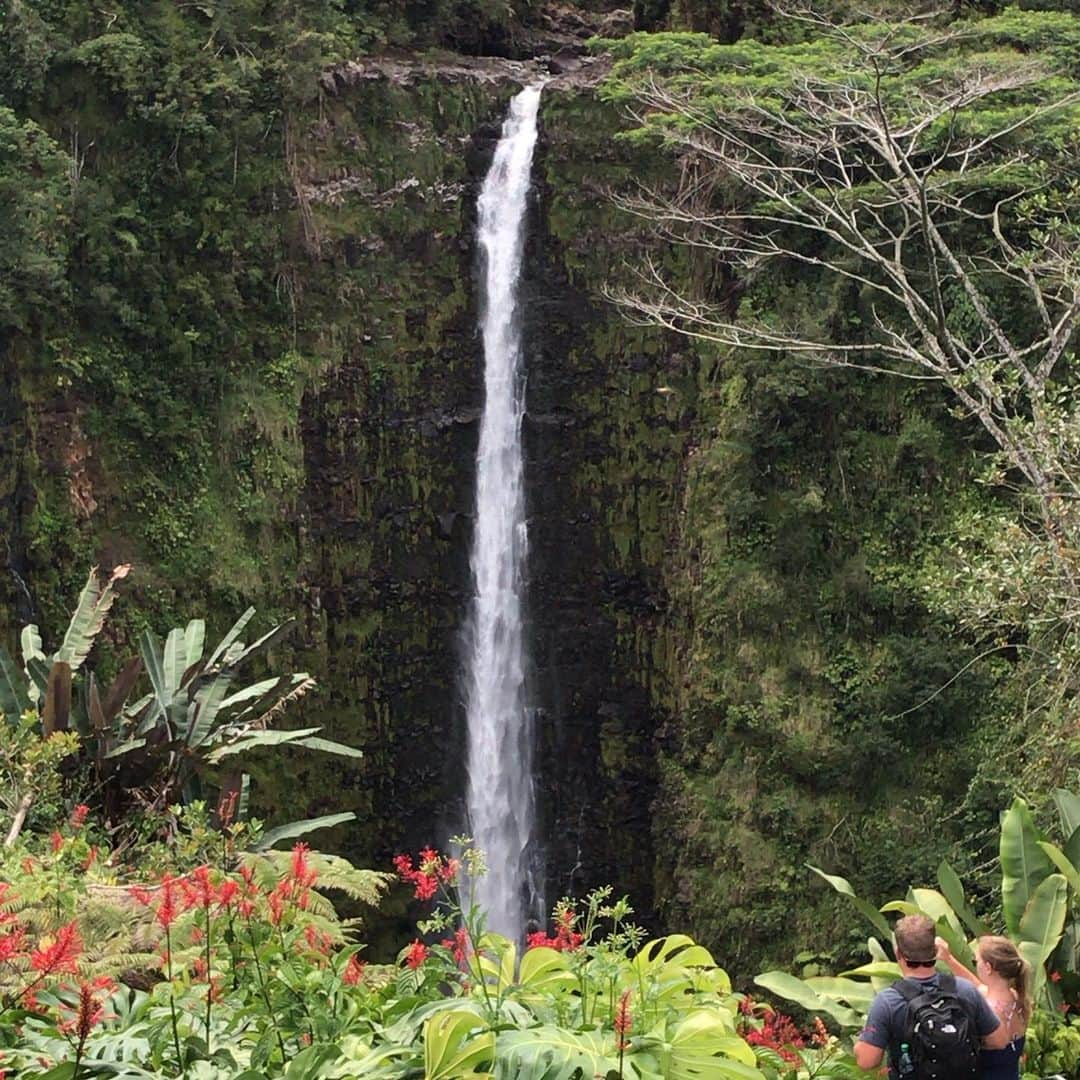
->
[[5, 0, 1080, 1025]]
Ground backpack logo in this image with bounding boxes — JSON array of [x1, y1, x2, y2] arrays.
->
[[894, 975, 979, 1080]]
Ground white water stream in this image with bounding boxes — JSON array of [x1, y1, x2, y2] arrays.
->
[[463, 85, 543, 941]]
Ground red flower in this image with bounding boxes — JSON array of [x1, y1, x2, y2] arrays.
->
[[291, 843, 317, 890], [155, 876, 181, 930], [50, 832, 63, 854], [743, 1008, 805, 1065], [217, 880, 239, 909], [1051, 971, 1063, 983], [0, 927, 26, 963], [414, 873, 438, 901], [394, 849, 456, 900], [268, 885, 287, 927], [405, 940, 428, 970], [812, 1017, 829, 1047], [30, 922, 82, 975], [189, 865, 215, 908], [70, 805, 90, 828], [343, 954, 366, 986]]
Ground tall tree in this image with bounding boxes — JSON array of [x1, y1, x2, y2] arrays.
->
[[601, 9, 1080, 662]]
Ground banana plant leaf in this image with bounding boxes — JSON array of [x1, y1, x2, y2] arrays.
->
[[205, 606, 256, 669], [937, 860, 989, 939], [255, 811, 357, 850], [1016, 872, 1067, 1003], [808, 865, 892, 940], [754, 970, 863, 1029], [1038, 841, 1080, 896], [1053, 789, 1080, 840], [205, 727, 325, 762], [1001, 797, 1056, 937], [54, 564, 129, 671]]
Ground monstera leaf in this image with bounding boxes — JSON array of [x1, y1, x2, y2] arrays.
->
[[495, 1027, 617, 1080]]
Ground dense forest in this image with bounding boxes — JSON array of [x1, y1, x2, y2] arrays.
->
[[2, 0, 1080, 1075]]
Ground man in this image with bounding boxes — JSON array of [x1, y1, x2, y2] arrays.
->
[[854, 914, 1009, 1077]]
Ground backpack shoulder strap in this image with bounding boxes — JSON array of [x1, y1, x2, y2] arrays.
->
[[937, 973, 957, 994], [893, 978, 925, 1002]]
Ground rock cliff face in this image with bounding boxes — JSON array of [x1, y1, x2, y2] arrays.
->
[[272, 57, 691, 926]]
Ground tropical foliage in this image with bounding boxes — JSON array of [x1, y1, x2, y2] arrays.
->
[[755, 791, 1080, 1078]]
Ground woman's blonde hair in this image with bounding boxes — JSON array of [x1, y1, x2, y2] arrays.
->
[[977, 936, 1031, 1019]]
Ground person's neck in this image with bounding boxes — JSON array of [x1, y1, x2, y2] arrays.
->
[[898, 962, 937, 979], [983, 972, 1011, 997]]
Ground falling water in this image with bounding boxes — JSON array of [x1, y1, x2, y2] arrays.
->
[[464, 85, 542, 941]]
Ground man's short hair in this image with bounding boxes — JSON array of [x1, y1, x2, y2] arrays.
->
[[894, 914, 935, 963]]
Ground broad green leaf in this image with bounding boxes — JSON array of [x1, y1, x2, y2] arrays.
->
[[292, 735, 364, 758], [839, 962, 900, 981], [206, 726, 324, 762], [804, 975, 876, 1007], [808, 865, 891, 939], [205, 606, 256, 669], [20, 624, 44, 703], [26, 655, 51, 702], [184, 618, 206, 668], [1065, 824, 1080, 874], [185, 670, 233, 748], [909, 888, 961, 934], [283, 1045, 344, 1080], [1053, 789, 1080, 840], [519, 945, 575, 994], [139, 629, 169, 729], [880, 901, 920, 916], [218, 674, 305, 712], [933, 919, 974, 972], [256, 812, 357, 850], [753, 970, 862, 1028], [669, 1009, 760, 1073], [104, 737, 147, 758], [937, 861, 988, 938], [495, 1027, 617, 1080], [424, 1009, 495, 1080], [1017, 872, 1067, 963], [0, 644, 30, 720], [1001, 797, 1056, 936], [54, 564, 129, 671], [163, 627, 186, 695], [1038, 841, 1080, 895], [473, 932, 517, 992]]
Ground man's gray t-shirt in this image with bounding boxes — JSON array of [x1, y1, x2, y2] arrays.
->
[[858, 973, 1000, 1079]]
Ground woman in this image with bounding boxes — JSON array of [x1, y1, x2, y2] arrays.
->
[[935, 935, 1030, 1080]]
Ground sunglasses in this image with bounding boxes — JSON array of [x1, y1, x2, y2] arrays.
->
[[905, 959, 936, 969]]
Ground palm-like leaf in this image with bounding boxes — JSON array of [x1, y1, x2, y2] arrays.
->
[[54, 564, 130, 671]]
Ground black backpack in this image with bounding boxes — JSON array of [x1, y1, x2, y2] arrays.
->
[[893, 974, 980, 1080]]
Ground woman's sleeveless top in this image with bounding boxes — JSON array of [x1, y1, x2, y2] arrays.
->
[[980, 1035, 1024, 1080]]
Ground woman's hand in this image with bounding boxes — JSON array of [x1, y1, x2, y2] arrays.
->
[[934, 936, 952, 961]]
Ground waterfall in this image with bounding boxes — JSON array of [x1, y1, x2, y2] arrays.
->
[[464, 85, 542, 942]]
